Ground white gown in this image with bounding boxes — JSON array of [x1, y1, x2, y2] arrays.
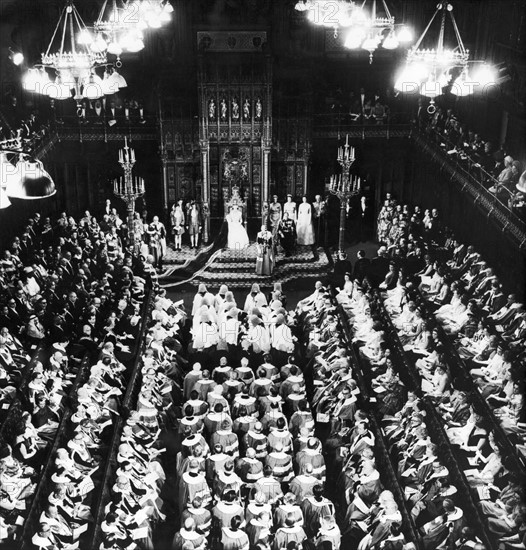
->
[[296, 203, 315, 245], [226, 208, 249, 250]]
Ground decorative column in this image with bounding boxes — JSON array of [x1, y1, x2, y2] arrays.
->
[[200, 138, 210, 244], [261, 118, 272, 225], [158, 93, 169, 217], [303, 143, 311, 195], [161, 152, 169, 214]]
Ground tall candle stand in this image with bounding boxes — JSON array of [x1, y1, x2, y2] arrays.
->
[[113, 137, 145, 247], [329, 135, 361, 254]]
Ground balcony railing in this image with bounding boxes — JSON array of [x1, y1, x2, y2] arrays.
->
[[312, 111, 413, 139], [51, 114, 159, 142], [414, 127, 526, 248]]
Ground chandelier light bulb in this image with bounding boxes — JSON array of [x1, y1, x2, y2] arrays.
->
[[107, 41, 123, 56], [22, 70, 38, 92], [382, 33, 399, 49], [90, 34, 108, 53], [126, 38, 145, 52], [438, 71, 452, 88], [471, 64, 497, 87], [77, 29, 93, 45], [147, 15, 162, 28], [159, 10, 171, 22], [82, 73, 104, 99], [350, 7, 368, 26], [450, 69, 476, 97], [6, 158, 56, 200], [408, 63, 428, 82], [362, 36, 380, 51], [397, 26, 413, 43], [83, 83, 103, 100], [23, 68, 49, 93], [420, 76, 443, 98], [295, 1, 308, 11], [119, 29, 144, 52], [0, 185, 11, 209], [137, 18, 148, 30], [44, 77, 72, 100], [108, 68, 127, 89], [345, 27, 366, 49], [338, 11, 354, 27], [395, 63, 428, 93], [163, 2, 174, 14], [9, 49, 24, 66], [102, 71, 117, 95]]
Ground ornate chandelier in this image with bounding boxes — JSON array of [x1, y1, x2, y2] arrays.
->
[[22, 1, 114, 104], [79, 0, 147, 64], [395, 2, 496, 102], [137, 0, 174, 29], [343, 0, 413, 63], [295, 1, 356, 37], [78, 0, 174, 62]]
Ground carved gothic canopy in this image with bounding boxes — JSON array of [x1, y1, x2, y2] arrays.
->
[[222, 148, 249, 186]]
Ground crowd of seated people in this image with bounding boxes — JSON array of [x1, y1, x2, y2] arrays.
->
[[297, 284, 416, 550], [116, 279, 353, 550], [318, 86, 393, 124], [338, 284, 488, 550], [30, 341, 135, 550], [0, 205, 155, 546], [329, 193, 526, 549], [0, 96, 51, 152], [76, 95, 147, 127], [99, 291, 187, 550], [420, 104, 526, 214]]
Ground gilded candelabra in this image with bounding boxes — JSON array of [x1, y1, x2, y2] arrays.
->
[[113, 137, 145, 245], [329, 135, 361, 254]]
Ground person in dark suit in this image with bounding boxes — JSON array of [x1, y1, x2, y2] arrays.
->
[[353, 250, 371, 284], [480, 281, 506, 315], [379, 262, 399, 291], [357, 195, 373, 242], [370, 246, 390, 287], [0, 305, 15, 334]]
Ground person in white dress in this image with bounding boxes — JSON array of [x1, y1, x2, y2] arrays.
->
[[296, 196, 315, 246], [226, 202, 249, 250], [283, 194, 296, 220]]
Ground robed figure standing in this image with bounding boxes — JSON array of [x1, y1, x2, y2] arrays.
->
[[256, 226, 274, 276], [278, 213, 296, 257]]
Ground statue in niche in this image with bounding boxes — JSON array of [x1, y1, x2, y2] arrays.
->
[[255, 98, 262, 119], [243, 98, 251, 120], [208, 99, 216, 120], [220, 99, 227, 120], [232, 97, 240, 120]]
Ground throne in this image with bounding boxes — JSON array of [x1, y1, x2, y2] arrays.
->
[[223, 185, 247, 222]]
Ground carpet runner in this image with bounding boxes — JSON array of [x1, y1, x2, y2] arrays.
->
[[159, 222, 330, 289]]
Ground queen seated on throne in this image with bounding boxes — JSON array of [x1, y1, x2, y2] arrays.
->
[[224, 186, 249, 250]]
